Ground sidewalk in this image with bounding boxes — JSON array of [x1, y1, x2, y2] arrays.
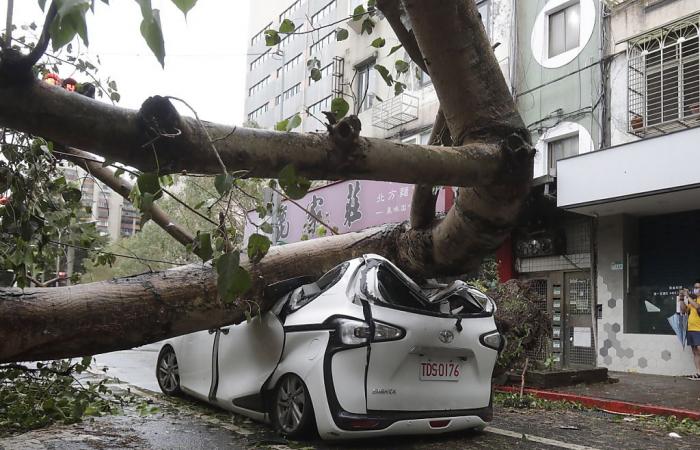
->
[[497, 371, 700, 420]]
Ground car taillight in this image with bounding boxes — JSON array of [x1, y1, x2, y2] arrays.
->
[[333, 318, 404, 346]]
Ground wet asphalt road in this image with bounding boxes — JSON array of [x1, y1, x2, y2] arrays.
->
[[1, 346, 696, 449]]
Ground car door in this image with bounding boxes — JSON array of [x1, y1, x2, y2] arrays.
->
[[177, 329, 216, 400], [363, 265, 498, 412], [212, 312, 285, 412]]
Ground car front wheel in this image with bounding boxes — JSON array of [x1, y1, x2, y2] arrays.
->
[[156, 345, 182, 396], [271, 374, 315, 438]]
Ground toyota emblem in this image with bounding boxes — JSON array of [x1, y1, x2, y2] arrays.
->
[[438, 330, 454, 344]]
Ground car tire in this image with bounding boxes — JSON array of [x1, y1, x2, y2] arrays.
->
[[156, 345, 182, 396], [271, 374, 315, 438]]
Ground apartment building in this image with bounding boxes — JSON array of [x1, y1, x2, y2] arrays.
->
[[62, 165, 141, 241], [557, 0, 700, 376]]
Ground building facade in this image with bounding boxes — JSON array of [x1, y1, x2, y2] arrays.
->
[[62, 165, 141, 241], [244, 0, 700, 377], [558, 0, 700, 376]]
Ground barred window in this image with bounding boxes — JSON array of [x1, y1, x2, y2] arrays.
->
[[248, 102, 269, 121], [308, 96, 332, 115], [251, 22, 273, 46], [310, 32, 334, 54], [311, 0, 336, 24], [628, 19, 700, 135], [248, 76, 270, 97], [250, 50, 271, 71], [279, 0, 301, 22], [277, 53, 302, 77], [283, 83, 301, 100]]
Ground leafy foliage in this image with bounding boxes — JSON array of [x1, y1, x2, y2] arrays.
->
[[0, 358, 125, 437]]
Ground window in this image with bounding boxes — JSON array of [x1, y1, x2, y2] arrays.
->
[[477, 0, 490, 38], [309, 63, 333, 84], [279, 24, 302, 48], [375, 267, 427, 310], [310, 32, 334, 54], [547, 134, 578, 176], [283, 83, 300, 100], [248, 102, 269, 121], [308, 96, 331, 115], [279, 0, 301, 22], [628, 20, 700, 134], [312, 0, 336, 24], [250, 50, 271, 71], [248, 76, 270, 97], [548, 2, 580, 58], [277, 53, 301, 77], [356, 61, 376, 112], [251, 22, 272, 46]]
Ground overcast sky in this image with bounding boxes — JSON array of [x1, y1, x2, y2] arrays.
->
[[11, 1, 250, 125]]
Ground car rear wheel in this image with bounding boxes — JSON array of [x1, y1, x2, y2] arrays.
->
[[271, 374, 315, 438], [156, 346, 182, 396]]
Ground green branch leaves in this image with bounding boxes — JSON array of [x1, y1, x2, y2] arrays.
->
[[136, 0, 166, 68]]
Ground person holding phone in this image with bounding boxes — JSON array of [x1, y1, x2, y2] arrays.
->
[[680, 282, 700, 380]]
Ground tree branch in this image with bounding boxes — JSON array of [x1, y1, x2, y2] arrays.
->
[[25, 1, 57, 67], [2, 0, 14, 50], [62, 147, 195, 246], [0, 82, 507, 187]]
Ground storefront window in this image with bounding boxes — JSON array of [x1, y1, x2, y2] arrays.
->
[[625, 211, 700, 334]]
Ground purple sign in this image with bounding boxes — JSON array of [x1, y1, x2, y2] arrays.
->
[[245, 181, 450, 245]]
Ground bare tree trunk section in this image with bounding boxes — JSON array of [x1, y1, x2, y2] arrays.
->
[[0, 82, 505, 187]]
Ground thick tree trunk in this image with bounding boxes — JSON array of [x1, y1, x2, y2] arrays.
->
[[0, 82, 506, 187], [0, 0, 533, 363], [0, 225, 404, 362]]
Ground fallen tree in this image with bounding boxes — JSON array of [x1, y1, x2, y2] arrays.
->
[[0, 0, 533, 362]]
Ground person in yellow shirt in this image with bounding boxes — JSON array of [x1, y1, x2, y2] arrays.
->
[[680, 282, 700, 380]]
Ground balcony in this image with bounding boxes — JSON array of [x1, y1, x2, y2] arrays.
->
[[371, 92, 419, 130]]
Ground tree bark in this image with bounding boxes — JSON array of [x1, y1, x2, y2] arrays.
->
[[0, 0, 533, 363], [0, 82, 506, 187]]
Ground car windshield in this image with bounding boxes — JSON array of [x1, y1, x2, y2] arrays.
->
[[374, 266, 429, 309]]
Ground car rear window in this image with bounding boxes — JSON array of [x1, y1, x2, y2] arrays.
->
[[376, 267, 427, 309]]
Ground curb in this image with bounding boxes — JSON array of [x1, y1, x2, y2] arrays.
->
[[495, 386, 700, 421]]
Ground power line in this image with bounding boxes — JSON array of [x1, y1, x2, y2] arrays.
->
[[47, 240, 189, 266]]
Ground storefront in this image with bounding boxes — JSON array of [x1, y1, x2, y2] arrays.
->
[[596, 212, 698, 376]]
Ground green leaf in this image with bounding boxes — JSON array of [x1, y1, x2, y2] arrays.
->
[[137, 1, 166, 68], [139, 192, 155, 219], [278, 164, 311, 200], [331, 97, 349, 119], [388, 44, 403, 56], [361, 18, 375, 35], [370, 37, 385, 48], [394, 81, 406, 95], [310, 67, 321, 81], [114, 168, 125, 178], [247, 233, 271, 263], [214, 174, 234, 196], [216, 253, 251, 302], [170, 0, 197, 17], [61, 187, 82, 203], [260, 222, 273, 234], [395, 59, 409, 74], [193, 232, 213, 262], [50, 1, 90, 51], [279, 18, 295, 33], [306, 57, 320, 69], [264, 29, 280, 46], [374, 64, 393, 86], [336, 27, 349, 41], [274, 119, 289, 131], [136, 172, 162, 200], [38, 0, 47, 11], [352, 5, 365, 20], [286, 114, 302, 131]]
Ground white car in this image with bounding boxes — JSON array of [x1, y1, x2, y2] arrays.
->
[[156, 254, 503, 440]]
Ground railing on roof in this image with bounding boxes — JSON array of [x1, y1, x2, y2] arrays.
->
[[371, 92, 419, 130]]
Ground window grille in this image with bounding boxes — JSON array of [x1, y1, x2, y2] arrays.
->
[[628, 17, 700, 136], [250, 22, 272, 46], [279, 0, 301, 22]]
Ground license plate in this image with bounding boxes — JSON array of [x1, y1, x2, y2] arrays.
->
[[419, 360, 461, 381]]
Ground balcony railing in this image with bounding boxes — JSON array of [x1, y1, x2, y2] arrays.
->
[[371, 92, 419, 130]]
